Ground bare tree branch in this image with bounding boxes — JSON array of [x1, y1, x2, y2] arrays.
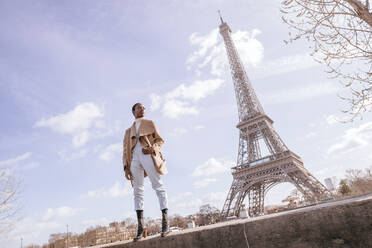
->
[[281, 0, 372, 121], [0, 169, 22, 234]]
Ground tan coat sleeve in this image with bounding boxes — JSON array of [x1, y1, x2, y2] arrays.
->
[[151, 120, 164, 152], [122, 130, 129, 173]]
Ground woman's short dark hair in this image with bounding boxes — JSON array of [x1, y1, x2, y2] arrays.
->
[[132, 103, 142, 112]]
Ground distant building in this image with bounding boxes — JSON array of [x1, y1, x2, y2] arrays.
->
[[169, 226, 183, 232], [187, 220, 195, 228], [53, 238, 65, 248], [324, 178, 335, 191], [48, 233, 66, 243], [239, 204, 249, 218], [264, 204, 288, 214], [47, 220, 136, 247]]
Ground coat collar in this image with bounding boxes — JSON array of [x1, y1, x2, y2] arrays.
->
[[129, 122, 136, 139], [129, 118, 153, 138]]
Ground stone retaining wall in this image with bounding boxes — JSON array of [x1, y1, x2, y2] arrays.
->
[[101, 194, 372, 248]]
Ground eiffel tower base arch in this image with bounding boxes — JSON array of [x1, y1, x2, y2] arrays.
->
[[222, 152, 331, 218]]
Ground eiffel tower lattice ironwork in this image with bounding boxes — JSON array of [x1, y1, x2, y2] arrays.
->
[[219, 16, 331, 217]]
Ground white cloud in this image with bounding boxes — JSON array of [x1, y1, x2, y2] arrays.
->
[[305, 132, 317, 138], [21, 162, 40, 170], [192, 157, 234, 177], [161, 98, 199, 119], [253, 53, 319, 78], [151, 27, 264, 120], [186, 28, 321, 79], [168, 125, 204, 136], [314, 166, 346, 180], [85, 181, 131, 198], [58, 149, 88, 162], [0, 217, 55, 247], [82, 217, 110, 227], [202, 191, 227, 208], [187, 28, 264, 77], [35, 102, 103, 133], [0, 152, 32, 166], [193, 178, 217, 189], [263, 82, 339, 104], [231, 29, 264, 68], [72, 131, 90, 147], [169, 191, 227, 214], [91, 120, 124, 139], [327, 122, 372, 155], [326, 114, 340, 125], [193, 125, 205, 130], [2, 206, 81, 247], [308, 122, 316, 128], [0, 152, 39, 172], [151, 79, 224, 119], [187, 28, 219, 67], [35, 102, 104, 147], [172, 198, 203, 212], [169, 127, 188, 137], [41, 206, 83, 222], [169, 192, 193, 203], [150, 93, 162, 111], [99, 143, 122, 161], [166, 79, 225, 101]]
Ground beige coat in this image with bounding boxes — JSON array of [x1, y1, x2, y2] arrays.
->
[[122, 119, 167, 179]]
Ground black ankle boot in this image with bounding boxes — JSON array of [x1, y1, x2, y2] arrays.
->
[[133, 210, 144, 242], [160, 208, 170, 237]]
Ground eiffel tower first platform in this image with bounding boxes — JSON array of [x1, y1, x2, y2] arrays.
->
[[218, 15, 331, 218]]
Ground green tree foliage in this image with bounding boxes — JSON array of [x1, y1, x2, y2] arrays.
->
[[338, 179, 352, 195]]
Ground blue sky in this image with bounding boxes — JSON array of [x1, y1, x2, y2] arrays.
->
[[1, 0, 372, 247]]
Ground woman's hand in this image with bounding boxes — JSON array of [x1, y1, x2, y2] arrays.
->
[[142, 147, 155, 154]]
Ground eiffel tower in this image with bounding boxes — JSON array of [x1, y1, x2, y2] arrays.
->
[[218, 15, 331, 217]]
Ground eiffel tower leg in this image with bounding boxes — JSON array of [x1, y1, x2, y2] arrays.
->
[[248, 183, 265, 217], [221, 179, 241, 218], [287, 169, 330, 202]]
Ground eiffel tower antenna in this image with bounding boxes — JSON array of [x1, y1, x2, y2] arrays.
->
[[218, 18, 331, 217], [218, 10, 224, 24]]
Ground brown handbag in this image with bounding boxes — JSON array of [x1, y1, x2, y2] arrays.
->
[[143, 136, 168, 175]]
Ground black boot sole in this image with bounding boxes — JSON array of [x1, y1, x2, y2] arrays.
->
[[160, 231, 170, 237], [133, 236, 143, 242]]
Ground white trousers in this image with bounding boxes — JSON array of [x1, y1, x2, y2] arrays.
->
[[130, 142, 168, 211]]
